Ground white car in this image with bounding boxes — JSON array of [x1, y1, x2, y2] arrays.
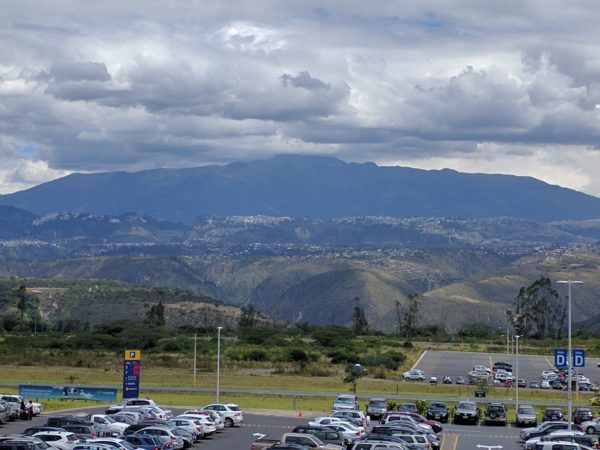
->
[[540, 380, 551, 389], [86, 438, 139, 450], [170, 418, 205, 441], [85, 414, 130, 436], [382, 413, 432, 432], [105, 398, 158, 415], [180, 410, 224, 430], [523, 430, 590, 450], [326, 422, 365, 442], [176, 414, 217, 435], [472, 365, 491, 375], [133, 427, 183, 450], [402, 369, 425, 381], [200, 403, 243, 427], [309, 416, 363, 432], [0, 394, 43, 415], [33, 431, 80, 450]]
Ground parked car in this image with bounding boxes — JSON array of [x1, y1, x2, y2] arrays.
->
[[61, 425, 100, 441], [442, 376, 452, 384], [455, 376, 466, 385], [544, 408, 565, 422], [426, 402, 448, 423], [0, 402, 9, 424], [132, 427, 183, 450], [520, 422, 582, 441], [0, 395, 43, 416], [32, 432, 80, 450], [331, 410, 370, 428], [169, 418, 205, 441], [516, 405, 537, 427], [572, 408, 594, 424], [394, 411, 442, 433], [453, 401, 479, 425], [484, 402, 507, 426], [84, 414, 130, 436], [540, 380, 551, 389], [366, 398, 387, 421], [122, 435, 165, 450], [402, 370, 425, 381], [493, 361, 513, 371], [397, 403, 418, 413], [0, 437, 50, 450], [200, 403, 243, 427], [529, 381, 540, 389], [175, 414, 217, 435], [523, 430, 596, 450], [105, 398, 158, 415], [580, 417, 600, 434], [24, 427, 69, 436], [393, 433, 432, 450]]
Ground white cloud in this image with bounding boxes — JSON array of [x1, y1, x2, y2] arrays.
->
[[1, 0, 600, 197]]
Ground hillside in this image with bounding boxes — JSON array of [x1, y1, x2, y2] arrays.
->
[[3, 155, 600, 223], [0, 278, 272, 330]]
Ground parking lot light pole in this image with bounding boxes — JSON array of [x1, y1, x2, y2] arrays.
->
[[515, 335, 521, 413], [217, 326, 223, 403], [557, 279, 583, 432]]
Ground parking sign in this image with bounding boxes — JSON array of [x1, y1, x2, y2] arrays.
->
[[554, 348, 567, 367], [573, 349, 585, 368]]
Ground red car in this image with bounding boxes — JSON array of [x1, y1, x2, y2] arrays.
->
[[394, 411, 443, 433]]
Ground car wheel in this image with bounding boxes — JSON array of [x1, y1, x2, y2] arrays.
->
[[225, 417, 234, 428], [586, 426, 596, 434]]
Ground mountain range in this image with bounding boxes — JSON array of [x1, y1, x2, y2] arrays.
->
[[2, 155, 600, 223], [2, 154, 600, 331]]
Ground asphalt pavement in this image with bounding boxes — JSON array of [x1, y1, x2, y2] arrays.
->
[[414, 350, 600, 385]]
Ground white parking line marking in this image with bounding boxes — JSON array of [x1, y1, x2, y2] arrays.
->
[[412, 350, 428, 370]]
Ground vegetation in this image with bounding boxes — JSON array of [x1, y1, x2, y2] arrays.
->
[[507, 277, 566, 339]]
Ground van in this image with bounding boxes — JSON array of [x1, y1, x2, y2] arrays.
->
[[332, 394, 358, 411]]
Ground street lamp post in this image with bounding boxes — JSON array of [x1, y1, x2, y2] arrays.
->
[[515, 335, 521, 414], [193, 333, 197, 387], [557, 279, 583, 432], [216, 326, 223, 403]]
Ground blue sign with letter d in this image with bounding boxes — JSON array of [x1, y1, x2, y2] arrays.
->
[[554, 348, 567, 367], [573, 349, 585, 368]]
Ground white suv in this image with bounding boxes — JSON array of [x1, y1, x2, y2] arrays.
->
[[201, 404, 243, 427]]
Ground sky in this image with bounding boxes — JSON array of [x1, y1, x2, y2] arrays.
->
[[2, 1, 600, 196]]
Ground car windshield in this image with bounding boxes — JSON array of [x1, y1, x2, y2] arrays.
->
[[336, 398, 354, 404], [488, 405, 503, 412], [518, 407, 535, 414], [457, 402, 475, 410], [370, 401, 386, 407], [430, 403, 446, 409], [103, 417, 116, 423]]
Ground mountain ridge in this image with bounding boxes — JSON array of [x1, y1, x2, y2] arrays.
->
[[2, 154, 600, 223]]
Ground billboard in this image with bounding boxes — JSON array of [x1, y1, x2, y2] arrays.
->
[[19, 384, 117, 401]]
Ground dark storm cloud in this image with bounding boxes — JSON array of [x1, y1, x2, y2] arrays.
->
[[2, 0, 600, 195]]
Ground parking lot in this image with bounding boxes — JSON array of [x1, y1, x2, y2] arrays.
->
[[414, 350, 600, 385]]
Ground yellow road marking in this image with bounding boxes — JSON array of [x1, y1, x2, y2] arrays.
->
[[451, 433, 459, 450]]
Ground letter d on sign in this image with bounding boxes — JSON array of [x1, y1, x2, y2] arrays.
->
[[554, 349, 567, 367], [573, 349, 585, 368]]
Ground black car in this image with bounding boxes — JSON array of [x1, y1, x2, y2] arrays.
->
[[551, 380, 565, 390], [573, 407, 594, 424], [493, 361, 513, 372], [543, 408, 564, 422], [426, 402, 449, 423]]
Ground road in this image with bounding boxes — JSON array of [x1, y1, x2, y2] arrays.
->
[[0, 405, 526, 450]]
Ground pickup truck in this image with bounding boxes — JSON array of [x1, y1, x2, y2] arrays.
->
[[250, 433, 344, 450]]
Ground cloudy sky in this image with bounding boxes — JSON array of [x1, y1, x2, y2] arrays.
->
[[2, 1, 600, 196]]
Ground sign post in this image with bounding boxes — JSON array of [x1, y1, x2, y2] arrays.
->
[[123, 350, 141, 399]]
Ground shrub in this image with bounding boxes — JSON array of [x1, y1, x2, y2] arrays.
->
[[288, 349, 309, 363], [243, 350, 268, 361], [311, 325, 354, 348], [328, 349, 359, 364]]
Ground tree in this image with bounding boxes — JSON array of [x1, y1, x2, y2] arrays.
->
[[402, 294, 420, 339], [17, 285, 27, 320], [352, 297, 369, 335], [146, 302, 166, 326], [506, 277, 566, 339], [239, 304, 257, 328]]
